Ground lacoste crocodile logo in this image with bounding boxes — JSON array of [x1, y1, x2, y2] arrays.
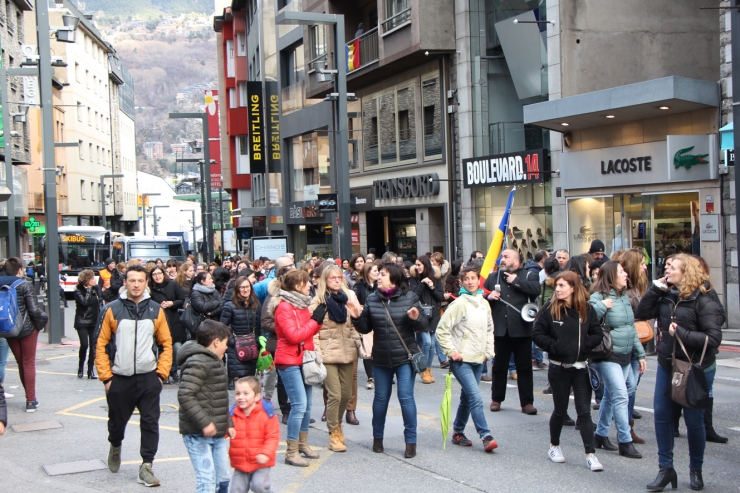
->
[[673, 146, 709, 169]]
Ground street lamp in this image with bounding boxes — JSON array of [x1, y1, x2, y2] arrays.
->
[[169, 112, 213, 260], [100, 174, 124, 230], [276, 11, 351, 259], [181, 209, 198, 261], [141, 193, 160, 235], [152, 206, 169, 236], [195, 159, 209, 262]]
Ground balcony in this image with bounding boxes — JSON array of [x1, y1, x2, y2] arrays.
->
[[346, 27, 379, 74]]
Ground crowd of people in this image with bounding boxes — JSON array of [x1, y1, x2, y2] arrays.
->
[[0, 241, 729, 491]]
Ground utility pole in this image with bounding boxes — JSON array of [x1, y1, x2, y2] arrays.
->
[[197, 160, 209, 261], [152, 206, 169, 236], [733, 0, 740, 313], [100, 173, 123, 230], [219, 187, 224, 257], [182, 209, 197, 259], [141, 193, 160, 236], [0, 53, 16, 257]]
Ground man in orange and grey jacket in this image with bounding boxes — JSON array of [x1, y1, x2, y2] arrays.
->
[[95, 264, 172, 487]]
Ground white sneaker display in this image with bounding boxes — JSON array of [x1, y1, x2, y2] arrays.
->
[[548, 445, 566, 463], [587, 454, 604, 472]]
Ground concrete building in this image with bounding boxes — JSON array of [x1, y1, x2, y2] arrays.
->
[[24, 0, 138, 233], [143, 141, 165, 160]]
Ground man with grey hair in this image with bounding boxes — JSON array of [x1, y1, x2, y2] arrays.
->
[[555, 249, 569, 269], [484, 249, 541, 415], [254, 256, 295, 304]]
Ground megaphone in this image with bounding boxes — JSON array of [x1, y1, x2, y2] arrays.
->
[[521, 303, 539, 323]]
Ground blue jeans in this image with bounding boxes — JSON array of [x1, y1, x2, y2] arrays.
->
[[451, 361, 490, 439], [531, 342, 543, 365], [182, 434, 231, 493], [278, 366, 313, 441], [627, 356, 641, 420], [372, 363, 417, 443], [415, 332, 435, 370], [593, 360, 634, 443], [0, 338, 9, 383], [171, 342, 182, 372], [654, 365, 710, 471], [433, 333, 447, 364]]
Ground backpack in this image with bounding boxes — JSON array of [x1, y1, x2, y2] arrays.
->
[[0, 279, 26, 338]]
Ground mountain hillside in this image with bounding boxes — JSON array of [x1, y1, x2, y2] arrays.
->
[[83, 0, 213, 18]]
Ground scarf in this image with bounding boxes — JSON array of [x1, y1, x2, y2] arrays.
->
[[459, 286, 484, 296], [378, 287, 397, 299], [325, 291, 348, 323], [277, 289, 312, 310], [192, 283, 216, 294]]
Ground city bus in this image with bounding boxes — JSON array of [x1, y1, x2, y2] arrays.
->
[[111, 235, 186, 263], [57, 226, 113, 292]]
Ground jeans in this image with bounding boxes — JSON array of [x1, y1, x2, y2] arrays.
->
[[372, 363, 417, 443], [182, 434, 231, 493], [433, 333, 447, 364], [627, 356, 641, 420], [492, 335, 534, 406], [548, 365, 595, 454], [415, 332, 435, 370], [231, 468, 272, 493], [532, 342, 544, 365], [0, 337, 9, 383], [278, 366, 312, 441], [171, 342, 182, 372], [76, 328, 96, 369], [654, 365, 709, 471], [593, 360, 634, 444], [450, 361, 490, 439]]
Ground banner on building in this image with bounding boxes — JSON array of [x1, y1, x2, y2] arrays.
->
[[346, 38, 361, 72], [247, 82, 265, 174], [205, 90, 222, 188], [265, 81, 281, 173]]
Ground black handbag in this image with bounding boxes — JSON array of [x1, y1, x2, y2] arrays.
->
[[381, 301, 428, 373], [179, 303, 204, 337], [587, 314, 614, 361], [671, 332, 710, 409]]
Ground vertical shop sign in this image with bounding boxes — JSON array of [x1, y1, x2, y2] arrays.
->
[[205, 90, 222, 188], [265, 81, 281, 173], [247, 81, 265, 174]]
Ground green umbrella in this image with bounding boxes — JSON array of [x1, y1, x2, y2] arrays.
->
[[440, 369, 453, 449]]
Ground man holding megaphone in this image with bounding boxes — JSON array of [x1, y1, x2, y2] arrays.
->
[[484, 249, 542, 415]]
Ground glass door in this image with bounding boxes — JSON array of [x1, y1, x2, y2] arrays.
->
[[651, 192, 700, 280], [622, 194, 653, 278]]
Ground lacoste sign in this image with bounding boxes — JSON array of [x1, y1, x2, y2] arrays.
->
[[673, 146, 709, 169]]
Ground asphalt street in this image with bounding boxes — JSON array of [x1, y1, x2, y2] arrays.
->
[[1, 306, 739, 492]]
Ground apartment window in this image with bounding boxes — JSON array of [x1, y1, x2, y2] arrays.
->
[[6, 3, 13, 34], [89, 143, 93, 161], [91, 182, 96, 201], [255, 47, 260, 77], [75, 62, 81, 82], [80, 180, 85, 199], [226, 39, 235, 77], [88, 107, 92, 126], [236, 32, 246, 56], [229, 88, 237, 109], [238, 82, 247, 107], [79, 140, 84, 159], [85, 69, 89, 88], [93, 75, 97, 94], [308, 25, 326, 64], [383, 0, 411, 32], [362, 81, 418, 168], [97, 146, 101, 164], [95, 111, 99, 129], [77, 102, 83, 121], [237, 136, 250, 174], [60, 122, 64, 142], [421, 75, 442, 158]]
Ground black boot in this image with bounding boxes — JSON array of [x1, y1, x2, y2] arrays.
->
[[87, 362, 96, 380], [646, 467, 677, 491], [78, 360, 84, 379], [594, 434, 618, 451], [704, 398, 728, 443], [618, 441, 642, 459], [689, 470, 703, 491], [228, 379, 235, 391]]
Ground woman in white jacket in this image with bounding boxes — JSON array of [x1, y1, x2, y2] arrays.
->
[[436, 265, 497, 453]]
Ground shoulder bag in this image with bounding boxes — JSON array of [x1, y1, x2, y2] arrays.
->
[[381, 301, 428, 373], [635, 320, 655, 344], [587, 313, 614, 360], [358, 331, 374, 359], [234, 332, 259, 362], [295, 310, 326, 386], [671, 332, 710, 409], [179, 302, 203, 338]]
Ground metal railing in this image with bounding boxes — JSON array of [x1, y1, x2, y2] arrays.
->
[[346, 27, 379, 73], [382, 7, 411, 33]]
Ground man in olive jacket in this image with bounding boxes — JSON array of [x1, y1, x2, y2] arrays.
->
[[483, 249, 541, 415]]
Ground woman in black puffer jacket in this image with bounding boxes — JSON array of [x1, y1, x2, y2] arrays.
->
[[190, 271, 223, 323], [149, 266, 186, 383], [352, 262, 427, 459], [220, 276, 261, 388], [636, 254, 724, 492], [408, 255, 444, 384], [73, 269, 101, 379]]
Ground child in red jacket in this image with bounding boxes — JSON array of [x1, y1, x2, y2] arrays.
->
[[229, 376, 280, 493]]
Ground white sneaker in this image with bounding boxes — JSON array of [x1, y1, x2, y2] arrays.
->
[[587, 454, 604, 472], [548, 445, 566, 463]]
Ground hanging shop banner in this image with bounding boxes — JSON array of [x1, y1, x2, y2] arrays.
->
[[463, 149, 546, 188], [265, 81, 282, 173], [205, 89, 223, 188], [247, 81, 265, 174]]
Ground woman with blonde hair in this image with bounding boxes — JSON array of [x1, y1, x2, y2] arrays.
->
[[637, 254, 724, 491], [311, 265, 362, 452]]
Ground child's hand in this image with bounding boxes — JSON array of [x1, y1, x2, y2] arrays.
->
[[256, 454, 269, 464], [228, 427, 236, 439], [202, 422, 217, 437]]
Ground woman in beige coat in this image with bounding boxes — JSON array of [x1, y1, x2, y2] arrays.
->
[[310, 265, 362, 452]]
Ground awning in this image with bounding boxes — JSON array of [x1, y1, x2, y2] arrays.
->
[[523, 76, 719, 132], [350, 215, 360, 224], [720, 122, 734, 150]]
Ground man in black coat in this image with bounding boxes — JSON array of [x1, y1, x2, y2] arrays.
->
[[484, 249, 541, 415]]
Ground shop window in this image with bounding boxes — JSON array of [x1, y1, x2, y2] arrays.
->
[[252, 173, 266, 207], [567, 197, 620, 259]]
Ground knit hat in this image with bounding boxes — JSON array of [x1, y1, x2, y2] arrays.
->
[[105, 257, 115, 266], [588, 239, 605, 254], [334, 258, 343, 266]]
